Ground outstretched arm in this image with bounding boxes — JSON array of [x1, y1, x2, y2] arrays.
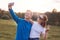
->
[[8, 2, 21, 23]]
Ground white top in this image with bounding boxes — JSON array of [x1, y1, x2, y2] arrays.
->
[[30, 22, 45, 38]]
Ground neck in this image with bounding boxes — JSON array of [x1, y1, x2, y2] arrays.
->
[[25, 18, 33, 24], [25, 18, 31, 21]]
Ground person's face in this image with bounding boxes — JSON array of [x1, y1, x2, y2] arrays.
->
[[25, 10, 32, 19], [37, 18, 43, 23]]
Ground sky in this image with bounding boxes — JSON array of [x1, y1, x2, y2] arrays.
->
[[0, 0, 60, 13]]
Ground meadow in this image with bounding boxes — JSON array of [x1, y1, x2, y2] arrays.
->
[[0, 19, 60, 40]]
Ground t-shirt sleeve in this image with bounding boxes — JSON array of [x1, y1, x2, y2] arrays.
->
[[41, 28, 46, 34]]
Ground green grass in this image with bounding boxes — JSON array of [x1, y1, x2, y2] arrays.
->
[[0, 19, 16, 40], [0, 19, 60, 40]]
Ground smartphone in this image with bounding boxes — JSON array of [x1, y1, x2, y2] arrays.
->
[[9, 2, 14, 6]]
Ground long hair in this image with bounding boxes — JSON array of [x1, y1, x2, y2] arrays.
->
[[40, 15, 48, 27]]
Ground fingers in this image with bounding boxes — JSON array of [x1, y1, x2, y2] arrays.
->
[[9, 2, 14, 6], [8, 2, 14, 9]]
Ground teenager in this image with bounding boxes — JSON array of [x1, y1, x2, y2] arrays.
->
[[29, 15, 49, 40], [8, 2, 33, 40]]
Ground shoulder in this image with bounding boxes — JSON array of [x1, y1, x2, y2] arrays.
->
[[44, 28, 46, 31], [18, 18, 25, 22], [33, 21, 38, 24]]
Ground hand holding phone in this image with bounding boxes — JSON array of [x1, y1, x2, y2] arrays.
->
[[8, 2, 14, 9]]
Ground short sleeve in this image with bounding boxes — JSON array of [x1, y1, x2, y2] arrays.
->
[[41, 28, 46, 34]]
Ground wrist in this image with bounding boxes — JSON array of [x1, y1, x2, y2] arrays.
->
[[8, 6, 12, 9]]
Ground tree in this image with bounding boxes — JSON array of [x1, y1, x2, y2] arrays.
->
[[52, 8, 57, 13]]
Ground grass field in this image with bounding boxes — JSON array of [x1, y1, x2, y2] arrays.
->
[[0, 19, 60, 40]]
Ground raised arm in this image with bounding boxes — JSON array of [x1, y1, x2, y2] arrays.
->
[[8, 2, 21, 23]]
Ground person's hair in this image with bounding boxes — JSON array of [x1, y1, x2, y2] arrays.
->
[[41, 21, 46, 27], [26, 10, 33, 15], [39, 15, 48, 27]]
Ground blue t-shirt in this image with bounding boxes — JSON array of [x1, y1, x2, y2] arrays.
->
[[9, 9, 32, 40]]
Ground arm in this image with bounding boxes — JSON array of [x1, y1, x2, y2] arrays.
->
[[41, 28, 48, 40], [43, 32, 47, 40], [8, 2, 22, 23], [29, 19, 34, 24], [41, 32, 47, 40], [43, 25, 50, 40], [9, 9, 19, 23]]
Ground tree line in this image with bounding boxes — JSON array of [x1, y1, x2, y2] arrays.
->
[[0, 9, 60, 26]]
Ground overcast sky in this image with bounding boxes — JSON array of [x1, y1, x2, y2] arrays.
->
[[0, 0, 60, 13]]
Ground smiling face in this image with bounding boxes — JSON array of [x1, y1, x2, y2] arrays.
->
[[25, 10, 33, 19], [37, 17, 43, 24], [37, 15, 48, 27], [37, 15, 44, 23], [37, 15, 48, 23]]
